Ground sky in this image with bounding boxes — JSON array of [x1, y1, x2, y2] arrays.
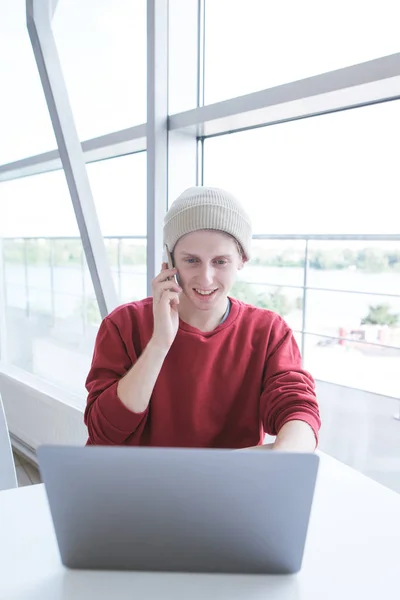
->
[[1, 0, 400, 239]]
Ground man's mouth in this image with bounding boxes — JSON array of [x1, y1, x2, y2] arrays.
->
[[193, 288, 218, 297]]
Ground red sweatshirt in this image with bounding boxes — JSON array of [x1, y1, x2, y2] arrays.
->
[[84, 297, 320, 448]]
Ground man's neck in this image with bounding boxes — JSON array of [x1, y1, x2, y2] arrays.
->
[[178, 297, 229, 332]]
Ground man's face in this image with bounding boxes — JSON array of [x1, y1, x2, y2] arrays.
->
[[173, 230, 244, 312]]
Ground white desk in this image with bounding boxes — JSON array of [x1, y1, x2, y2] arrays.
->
[[0, 453, 399, 600]]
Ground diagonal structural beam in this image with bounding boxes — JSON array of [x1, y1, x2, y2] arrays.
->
[[26, 0, 118, 318]]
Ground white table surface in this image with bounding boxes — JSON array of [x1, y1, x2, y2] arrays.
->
[[1, 453, 399, 600]]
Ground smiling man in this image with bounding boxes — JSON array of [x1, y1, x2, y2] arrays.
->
[[84, 187, 321, 451]]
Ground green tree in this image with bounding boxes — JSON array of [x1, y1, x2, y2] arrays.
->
[[74, 296, 101, 326], [262, 288, 293, 315], [47, 239, 83, 266], [122, 243, 146, 265], [342, 248, 357, 268], [361, 304, 400, 327], [85, 297, 101, 325], [356, 248, 389, 272], [230, 281, 260, 305], [387, 251, 400, 271], [309, 249, 346, 270], [230, 282, 294, 317]]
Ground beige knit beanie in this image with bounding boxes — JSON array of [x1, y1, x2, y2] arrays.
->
[[164, 187, 252, 260]]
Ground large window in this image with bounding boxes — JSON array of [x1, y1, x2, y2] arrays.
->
[[53, 0, 147, 139], [230, 237, 400, 397], [0, 153, 148, 401], [0, 0, 56, 163], [0, 171, 97, 403], [203, 103, 400, 398], [204, 0, 400, 103], [303, 240, 400, 397]]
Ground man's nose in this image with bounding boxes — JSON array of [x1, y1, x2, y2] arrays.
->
[[198, 263, 214, 286]]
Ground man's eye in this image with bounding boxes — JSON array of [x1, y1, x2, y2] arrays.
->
[[185, 258, 197, 264], [215, 260, 227, 265]]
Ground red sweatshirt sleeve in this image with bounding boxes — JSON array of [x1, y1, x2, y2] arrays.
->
[[260, 320, 321, 444], [84, 316, 149, 445]]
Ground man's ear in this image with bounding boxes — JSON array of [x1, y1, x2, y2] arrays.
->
[[237, 258, 247, 271]]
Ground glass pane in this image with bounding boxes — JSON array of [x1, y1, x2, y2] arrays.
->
[[248, 240, 306, 287], [86, 153, 147, 237], [293, 330, 303, 353], [205, 0, 400, 103], [0, 0, 56, 163], [203, 101, 400, 234], [0, 172, 99, 403], [318, 381, 400, 493], [237, 242, 305, 332], [86, 153, 147, 304], [304, 289, 400, 344], [53, 0, 146, 139], [304, 333, 400, 398], [105, 238, 147, 305], [231, 279, 303, 333], [307, 240, 400, 296]]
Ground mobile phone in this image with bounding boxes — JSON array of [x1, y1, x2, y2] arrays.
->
[[164, 245, 178, 284]]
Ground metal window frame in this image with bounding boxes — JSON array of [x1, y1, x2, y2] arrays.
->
[[146, 0, 169, 294], [167, 0, 202, 206], [169, 53, 400, 137], [0, 125, 146, 182], [26, 0, 118, 318]]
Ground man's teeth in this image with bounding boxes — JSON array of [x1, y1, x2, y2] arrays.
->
[[195, 289, 216, 295]]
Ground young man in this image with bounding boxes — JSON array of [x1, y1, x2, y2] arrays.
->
[[85, 187, 320, 451]]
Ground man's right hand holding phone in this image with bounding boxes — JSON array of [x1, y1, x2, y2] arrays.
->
[[116, 262, 181, 414], [151, 263, 182, 353]]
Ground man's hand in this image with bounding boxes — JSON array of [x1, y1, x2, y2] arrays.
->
[[272, 420, 317, 452], [242, 420, 317, 452], [151, 263, 182, 353]]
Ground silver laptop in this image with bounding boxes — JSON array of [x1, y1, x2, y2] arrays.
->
[[37, 445, 319, 575]]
